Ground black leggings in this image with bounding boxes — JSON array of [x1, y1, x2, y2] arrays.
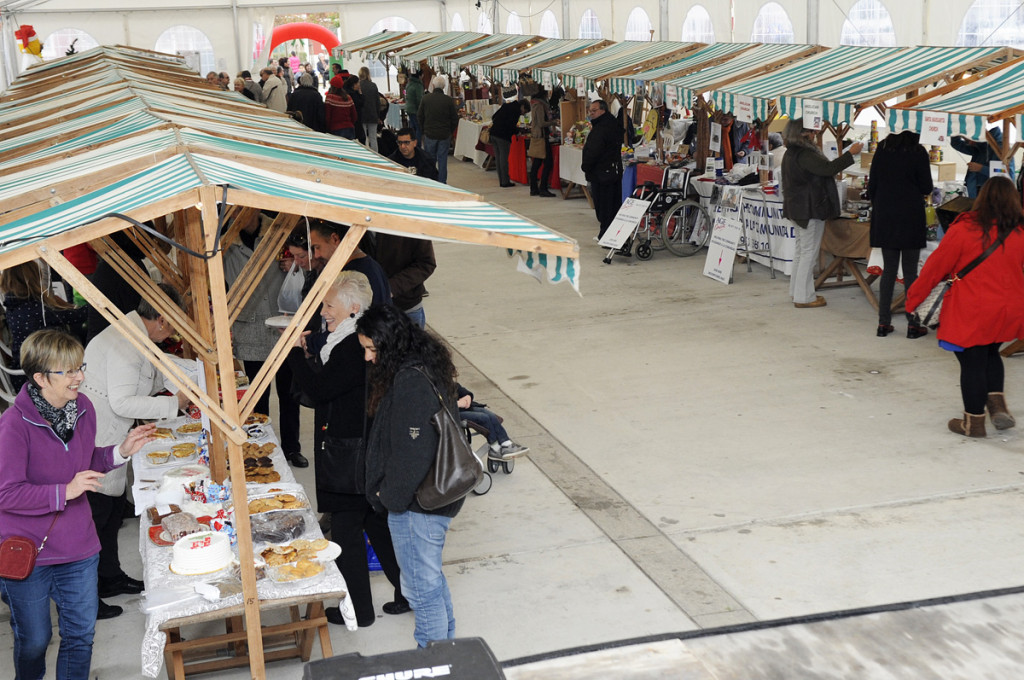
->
[[954, 343, 1004, 414], [878, 248, 920, 326]]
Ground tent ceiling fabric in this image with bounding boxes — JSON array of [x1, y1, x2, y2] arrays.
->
[[0, 45, 580, 289]]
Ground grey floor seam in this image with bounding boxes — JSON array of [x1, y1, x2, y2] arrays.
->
[[448, 345, 757, 627]]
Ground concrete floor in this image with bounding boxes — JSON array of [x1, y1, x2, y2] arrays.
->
[[5, 157, 1023, 678]]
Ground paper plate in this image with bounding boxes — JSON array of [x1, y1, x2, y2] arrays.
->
[[264, 315, 292, 329]]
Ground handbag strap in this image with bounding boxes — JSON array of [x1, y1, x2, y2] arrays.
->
[[954, 230, 1009, 282], [409, 366, 451, 414], [36, 512, 60, 555]]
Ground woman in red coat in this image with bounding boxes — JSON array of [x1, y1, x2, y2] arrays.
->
[[906, 177, 1024, 437], [325, 75, 357, 139]]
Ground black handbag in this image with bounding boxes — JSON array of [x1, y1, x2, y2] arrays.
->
[[316, 384, 368, 495], [411, 368, 483, 511], [912, 231, 1008, 329]]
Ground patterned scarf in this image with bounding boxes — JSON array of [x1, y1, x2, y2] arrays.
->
[[27, 383, 78, 443]]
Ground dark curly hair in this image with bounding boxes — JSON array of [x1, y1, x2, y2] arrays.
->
[[356, 305, 457, 415], [974, 175, 1024, 248]]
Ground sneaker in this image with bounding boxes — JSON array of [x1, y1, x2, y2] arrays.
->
[[498, 443, 530, 459]]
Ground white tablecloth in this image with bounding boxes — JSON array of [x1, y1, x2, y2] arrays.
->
[[136, 421, 355, 677], [454, 118, 489, 167], [558, 144, 588, 186]]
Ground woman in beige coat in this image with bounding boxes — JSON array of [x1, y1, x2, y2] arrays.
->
[[528, 87, 557, 197], [79, 284, 187, 619]]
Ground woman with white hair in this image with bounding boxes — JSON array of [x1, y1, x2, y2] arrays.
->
[[780, 118, 863, 308], [288, 271, 407, 628]]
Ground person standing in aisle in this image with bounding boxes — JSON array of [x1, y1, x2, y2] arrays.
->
[[358, 67, 381, 152], [488, 94, 529, 188], [404, 71, 425, 141], [418, 75, 458, 184], [528, 87, 556, 197], [780, 118, 862, 309], [582, 99, 624, 240]]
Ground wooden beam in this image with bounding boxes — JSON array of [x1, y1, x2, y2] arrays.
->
[[897, 56, 1024, 109], [36, 245, 245, 445], [196, 184, 267, 680], [121, 224, 187, 293], [226, 213, 299, 325], [237, 226, 366, 422]]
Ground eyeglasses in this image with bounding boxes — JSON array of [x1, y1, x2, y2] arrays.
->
[[45, 364, 86, 376], [397, 140, 414, 146]]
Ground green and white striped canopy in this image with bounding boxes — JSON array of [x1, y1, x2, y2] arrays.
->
[[393, 32, 489, 69], [776, 46, 1011, 127], [711, 45, 904, 122], [606, 42, 755, 96], [887, 57, 1024, 142], [475, 38, 607, 83], [338, 30, 412, 59], [535, 41, 700, 92], [0, 46, 579, 289], [365, 32, 467, 61], [436, 34, 540, 73], [666, 43, 819, 107]]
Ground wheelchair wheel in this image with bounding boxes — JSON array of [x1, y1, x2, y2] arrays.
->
[[473, 472, 492, 495], [662, 199, 712, 257], [487, 458, 501, 473], [636, 242, 653, 260], [502, 458, 515, 474]]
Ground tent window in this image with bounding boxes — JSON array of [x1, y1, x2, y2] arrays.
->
[[539, 10, 561, 38], [957, 0, 1024, 48], [578, 9, 602, 39], [507, 12, 524, 36], [451, 13, 465, 32], [367, 18, 415, 78], [155, 25, 215, 75], [252, 23, 265, 63], [624, 7, 653, 41], [681, 5, 715, 43], [840, 0, 897, 46], [478, 12, 493, 35], [750, 2, 795, 43], [41, 28, 99, 60]]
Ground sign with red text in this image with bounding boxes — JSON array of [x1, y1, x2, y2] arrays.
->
[[736, 95, 754, 123], [703, 214, 743, 284], [920, 111, 949, 145]]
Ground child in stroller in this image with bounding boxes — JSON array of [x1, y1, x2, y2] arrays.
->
[[457, 384, 529, 460]]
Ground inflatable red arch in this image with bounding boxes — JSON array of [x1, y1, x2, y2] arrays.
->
[[269, 22, 339, 53]]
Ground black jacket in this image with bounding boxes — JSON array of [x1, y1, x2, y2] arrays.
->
[[867, 144, 933, 250], [287, 85, 326, 133], [781, 146, 855, 225], [582, 112, 623, 184], [489, 101, 522, 141], [389, 147, 439, 180], [365, 362, 464, 518], [373, 234, 436, 311]]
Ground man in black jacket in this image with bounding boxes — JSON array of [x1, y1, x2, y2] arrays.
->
[[489, 96, 530, 187], [388, 127, 439, 180], [287, 73, 326, 133], [582, 99, 624, 239]]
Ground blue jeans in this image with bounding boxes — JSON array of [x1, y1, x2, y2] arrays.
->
[[407, 113, 420, 142], [404, 305, 426, 329], [0, 553, 99, 680], [460, 407, 508, 444], [421, 136, 451, 184], [387, 511, 454, 647]]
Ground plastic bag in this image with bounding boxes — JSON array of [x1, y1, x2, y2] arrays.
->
[[277, 261, 305, 314]]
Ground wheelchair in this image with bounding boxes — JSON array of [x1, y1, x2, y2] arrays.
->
[[604, 180, 713, 263]]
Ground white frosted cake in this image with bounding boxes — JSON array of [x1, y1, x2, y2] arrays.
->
[[170, 531, 232, 575]]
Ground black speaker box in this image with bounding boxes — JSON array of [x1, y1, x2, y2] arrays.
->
[[303, 637, 505, 680]]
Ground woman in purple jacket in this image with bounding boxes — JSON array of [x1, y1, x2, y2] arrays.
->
[[0, 329, 154, 680]]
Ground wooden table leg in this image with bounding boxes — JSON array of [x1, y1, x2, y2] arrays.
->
[[310, 601, 334, 658], [1001, 339, 1024, 357], [845, 260, 879, 310], [164, 627, 186, 680], [226, 615, 247, 657]]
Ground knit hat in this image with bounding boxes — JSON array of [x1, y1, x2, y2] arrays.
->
[[329, 75, 345, 89]]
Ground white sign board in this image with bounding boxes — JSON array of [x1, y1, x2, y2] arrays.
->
[[736, 95, 755, 123], [703, 213, 743, 284], [598, 198, 652, 250], [709, 122, 723, 152], [665, 85, 679, 108], [801, 99, 823, 130], [920, 111, 949, 145], [990, 160, 1010, 178]]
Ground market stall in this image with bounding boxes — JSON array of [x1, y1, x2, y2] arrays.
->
[[0, 45, 579, 680], [534, 40, 702, 94], [435, 33, 540, 74], [475, 37, 611, 85]]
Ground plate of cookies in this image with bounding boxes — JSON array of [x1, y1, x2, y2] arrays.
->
[[244, 412, 271, 427], [266, 559, 325, 585], [245, 492, 310, 515], [258, 538, 340, 566]]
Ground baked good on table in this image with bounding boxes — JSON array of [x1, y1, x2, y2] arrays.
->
[[170, 531, 233, 575], [151, 427, 174, 439], [244, 413, 269, 425], [171, 443, 196, 458], [250, 512, 306, 544], [176, 422, 202, 435], [272, 559, 323, 582], [161, 512, 202, 540]]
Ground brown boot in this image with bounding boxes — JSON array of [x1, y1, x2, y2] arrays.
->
[[947, 412, 987, 438], [986, 392, 1016, 430]]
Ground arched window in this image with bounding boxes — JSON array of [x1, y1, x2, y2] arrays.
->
[[539, 10, 561, 38], [451, 13, 465, 32], [252, 22, 266, 63], [750, 2, 795, 43], [957, 0, 1024, 48], [840, 0, 896, 46], [155, 25, 215, 75], [578, 9, 602, 39], [368, 17, 416, 78], [624, 7, 653, 41], [41, 28, 99, 60], [507, 12, 524, 35], [681, 5, 715, 43], [478, 12, 493, 34]]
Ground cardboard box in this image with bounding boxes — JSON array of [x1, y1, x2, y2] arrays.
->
[[932, 161, 956, 182], [860, 151, 874, 168]]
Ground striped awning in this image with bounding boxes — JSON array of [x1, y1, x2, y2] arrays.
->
[[711, 45, 905, 122], [476, 38, 607, 82], [666, 43, 822, 106], [0, 45, 580, 289], [776, 45, 1013, 127], [887, 56, 1024, 142], [365, 32, 450, 60], [607, 42, 756, 96], [436, 34, 540, 72], [535, 41, 701, 92], [338, 30, 412, 58], [393, 32, 490, 69]]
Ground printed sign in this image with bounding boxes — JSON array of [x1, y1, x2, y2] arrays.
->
[[665, 85, 679, 108], [736, 95, 755, 123], [703, 214, 743, 284], [801, 99, 823, 130], [990, 160, 1010, 178], [920, 111, 949, 146], [709, 122, 723, 152], [598, 198, 653, 250]]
